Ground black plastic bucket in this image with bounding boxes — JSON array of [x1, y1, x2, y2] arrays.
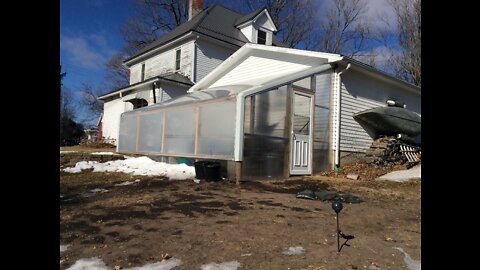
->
[[194, 161, 209, 179], [204, 162, 221, 181]]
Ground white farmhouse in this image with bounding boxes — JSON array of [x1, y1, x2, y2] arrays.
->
[[98, 1, 281, 143]]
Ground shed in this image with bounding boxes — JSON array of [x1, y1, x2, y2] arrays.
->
[[117, 44, 421, 182]]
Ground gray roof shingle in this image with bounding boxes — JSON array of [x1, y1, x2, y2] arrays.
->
[[234, 8, 264, 26], [125, 4, 284, 63]]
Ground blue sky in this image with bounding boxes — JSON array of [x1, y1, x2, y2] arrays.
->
[[60, 0, 135, 91]]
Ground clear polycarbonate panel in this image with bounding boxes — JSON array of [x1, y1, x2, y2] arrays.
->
[[242, 86, 289, 179], [198, 101, 236, 156], [292, 76, 312, 90], [118, 113, 138, 153], [315, 72, 332, 108], [131, 86, 251, 113], [312, 140, 331, 173], [164, 107, 195, 154], [313, 106, 330, 142], [242, 134, 288, 179], [311, 72, 333, 173], [252, 86, 288, 138], [137, 112, 163, 153], [243, 96, 252, 134]]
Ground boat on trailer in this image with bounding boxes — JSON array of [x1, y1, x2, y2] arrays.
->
[[352, 106, 421, 139]]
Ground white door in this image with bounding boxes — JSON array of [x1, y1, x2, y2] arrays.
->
[[290, 92, 313, 175]]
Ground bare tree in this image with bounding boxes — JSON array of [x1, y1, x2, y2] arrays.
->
[[121, 0, 189, 55], [383, 0, 421, 86], [244, 0, 318, 49], [79, 84, 104, 124], [104, 0, 188, 92], [105, 52, 130, 90], [316, 0, 373, 58]]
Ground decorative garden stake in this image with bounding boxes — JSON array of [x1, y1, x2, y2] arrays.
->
[[332, 201, 355, 252]]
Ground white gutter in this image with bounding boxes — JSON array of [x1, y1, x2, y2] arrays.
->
[[98, 78, 160, 100], [233, 63, 333, 161], [334, 63, 351, 167]]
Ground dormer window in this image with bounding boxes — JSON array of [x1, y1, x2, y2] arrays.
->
[[257, 30, 266, 45]]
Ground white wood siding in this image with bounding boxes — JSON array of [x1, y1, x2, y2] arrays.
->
[[102, 98, 133, 145], [239, 25, 253, 42], [130, 65, 141, 84], [158, 82, 189, 102], [339, 69, 421, 152], [195, 40, 234, 82], [129, 41, 195, 84]]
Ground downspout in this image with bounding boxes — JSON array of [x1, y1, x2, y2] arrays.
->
[[152, 82, 157, 104], [334, 63, 351, 168]]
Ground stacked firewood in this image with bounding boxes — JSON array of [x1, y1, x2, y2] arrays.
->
[[364, 136, 408, 167]]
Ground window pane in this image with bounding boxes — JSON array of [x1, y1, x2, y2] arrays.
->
[[175, 50, 181, 70], [293, 93, 311, 135], [258, 30, 266, 45]]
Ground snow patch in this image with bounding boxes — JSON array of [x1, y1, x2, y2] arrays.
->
[[200, 261, 240, 270], [115, 181, 136, 186], [65, 257, 108, 270], [91, 152, 119, 155], [282, 246, 305, 255], [393, 247, 421, 270], [60, 244, 70, 253], [66, 257, 182, 270], [90, 188, 109, 193], [124, 258, 182, 270], [63, 156, 195, 180]]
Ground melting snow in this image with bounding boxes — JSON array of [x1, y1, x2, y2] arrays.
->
[[63, 156, 195, 180], [91, 152, 119, 155], [60, 244, 70, 253], [115, 180, 136, 186], [282, 246, 305, 255], [394, 247, 421, 270], [65, 257, 182, 270], [90, 188, 109, 193], [65, 258, 108, 270], [200, 261, 241, 270]]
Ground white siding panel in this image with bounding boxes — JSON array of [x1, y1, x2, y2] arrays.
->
[[102, 99, 133, 145], [130, 64, 141, 84], [195, 40, 234, 82], [339, 69, 421, 153], [130, 41, 195, 84], [211, 56, 316, 88], [240, 25, 253, 42], [158, 82, 189, 103]]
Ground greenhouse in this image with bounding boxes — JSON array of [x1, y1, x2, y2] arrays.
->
[[117, 43, 421, 182]]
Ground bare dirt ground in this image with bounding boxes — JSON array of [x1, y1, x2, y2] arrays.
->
[[60, 166, 420, 270]]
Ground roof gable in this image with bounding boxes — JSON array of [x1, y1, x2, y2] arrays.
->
[[188, 43, 342, 92]]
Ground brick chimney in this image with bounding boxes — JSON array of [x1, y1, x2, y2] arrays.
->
[[188, 0, 203, 21]]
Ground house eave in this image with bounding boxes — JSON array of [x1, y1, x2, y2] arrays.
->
[[341, 57, 421, 94]]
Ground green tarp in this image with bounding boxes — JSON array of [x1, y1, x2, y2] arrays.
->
[[296, 189, 363, 203]]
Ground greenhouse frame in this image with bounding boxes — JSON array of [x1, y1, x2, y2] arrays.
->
[[117, 44, 421, 182]]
